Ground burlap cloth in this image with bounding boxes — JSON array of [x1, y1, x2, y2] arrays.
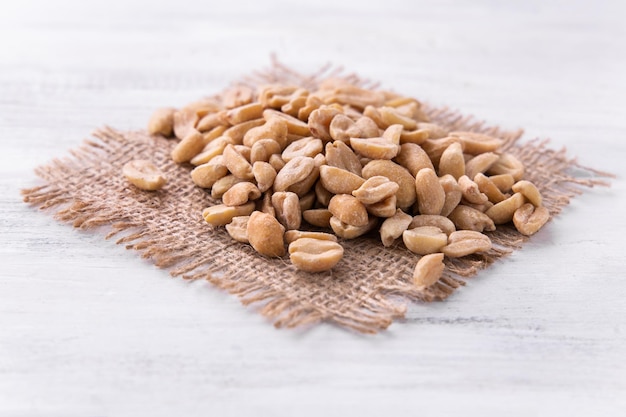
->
[[21, 62, 612, 333]]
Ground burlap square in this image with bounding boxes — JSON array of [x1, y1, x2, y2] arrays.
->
[[21, 61, 611, 333]]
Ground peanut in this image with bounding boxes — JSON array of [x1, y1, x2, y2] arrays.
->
[[438, 142, 465, 180], [328, 194, 369, 227], [288, 238, 344, 272], [485, 192, 525, 224], [350, 137, 400, 160], [202, 202, 255, 227], [415, 168, 445, 215], [273, 156, 316, 192], [272, 191, 302, 230], [284, 230, 337, 244], [222, 182, 261, 206], [225, 216, 250, 243], [513, 204, 550, 236], [352, 176, 399, 205], [442, 230, 492, 258], [122, 160, 167, 191], [247, 211, 286, 257], [380, 209, 413, 247], [303, 209, 333, 228], [330, 216, 378, 239], [413, 253, 445, 289], [172, 129, 205, 164], [449, 131, 503, 155], [325, 141, 362, 176], [512, 180, 542, 207], [402, 226, 447, 255], [409, 215, 456, 236], [448, 205, 496, 233], [222, 144, 254, 180], [362, 160, 416, 210], [147, 108, 176, 137], [319, 165, 365, 195]]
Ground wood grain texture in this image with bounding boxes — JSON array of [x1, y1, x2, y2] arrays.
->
[[1, 0, 625, 416]]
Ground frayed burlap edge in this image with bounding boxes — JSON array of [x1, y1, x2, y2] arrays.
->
[[21, 59, 613, 334]]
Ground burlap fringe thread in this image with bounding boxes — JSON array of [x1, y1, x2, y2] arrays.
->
[[21, 60, 613, 334]]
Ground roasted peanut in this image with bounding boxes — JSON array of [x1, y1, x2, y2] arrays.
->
[[395, 143, 435, 177], [222, 182, 261, 206], [172, 129, 205, 164], [190, 136, 233, 166], [512, 180, 542, 207], [284, 230, 337, 244], [458, 175, 488, 205], [308, 106, 342, 140], [123, 160, 167, 191], [148, 108, 176, 137], [409, 215, 456, 236], [225, 216, 250, 243], [288, 238, 344, 272], [222, 85, 254, 109], [489, 173, 515, 193], [222, 144, 254, 180], [474, 173, 508, 204], [303, 208, 333, 228], [225, 103, 264, 125], [362, 160, 416, 209], [350, 137, 400, 160], [417, 122, 447, 139], [487, 153, 524, 181], [438, 142, 465, 180], [413, 253, 445, 289], [282, 137, 323, 161], [243, 118, 289, 148], [448, 205, 496, 233], [439, 174, 463, 217], [247, 211, 286, 257], [252, 161, 277, 193], [202, 202, 255, 226], [442, 230, 492, 258], [355, 116, 381, 138], [381, 124, 404, 145], [191, 155, 228, 188], [328, 194, 369, 227], [365, 195, 397, 218], [319, 165, 365, 195], [402, 226, 447, 255], [449, 131, 504, 155], [173, 107, 199, 140], [273, 156, 316, 192], [223, 118, 265, 144], [250, 139, 281, 164], [325, 141, 362, 176], [329, 114, 363, 143], [271, 191, 302, 230], [513, 203, 550, 236], [211, 175, 245, 199], [380, 209, 413, 247], [415, 168, 445, 215], [464, 152, 499, 180], [421, 137, 463, 167], [352, 176, 399, 205], [378, 106, 417, 130], [485, 192, 525, 224], [330, 216, 378, 239]]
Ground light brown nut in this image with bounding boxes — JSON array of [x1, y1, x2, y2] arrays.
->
[[384, 96, 419, 108], [439, 174, 463, 217], [314, 181, 333, 207], [448, 205, 496, 232], [243, 118, 289, 149], [464, 152, 499, 180], [458, 175, 488, 205], [325, 141, 362, 176], [297, 95, 323, 121], [415, 168, 446, 215], [382, 124, 404, 145], [512, 180, 542, 207], [487, 153, 525, 181], [264, 109, 311, 137], [380, 209, 413, 247], [286, 162, 320, 197], [252, 161, 277, 193], [489, 174, 515, 193], [250, 139, 281, 164], [269, 154, 286, 172], [225, 216, 250, 243], [260, 191, 275, 217], [171, 129, 205, 164], [271, 191, 301, 230], [247, 211, 286, 257], [298, 191, 316, 212], [223, 118, 265, 145], [303, 209, 333, 228], [485, 192, 525, 224], [400, 129, 429, 145], [211, 175, 245, 199], [284, 230, 337, 244], [222, 144, 254, 180], [352, 176, 399, 205], [329, 114, 363, 143], [282, 137, 323, 162], [233, 145, 251, 162], [123, 160, 167, 191], [363, 105, 385, 128], [513, 203, 550, 236], [321, 83, 386, 109], [307, 106, 342, 140], [474, 173, 508, 204], [402, 226, 447, 255], [378, 106, 417, 130], [222, 85, 254, 109], [148, 108, 176, 137], [329, 216, 378, 239], [281, 95, 308, 117], [173, 108, 200, 140], [355, 116, 381, 138], [413, 253, 445, 289], [222, 182, 261, 206], [449, 131, 504, 155], [442, 230, 492, 258], [394, 143, 435, 177], [461, 199, 494, 213], [259, 85, 300, 108], [417, 122, 448, 139], [438, 142, 465, 180], [191, 156, 228, 189], [349, 137, 400, 160], [202, 202, 255, 226], [273, 156, 315, 192], [196, 112, 229, 133], [190, 136, 232, 166], [409, 215, 456, 236], [288, 238, 344, 273], [201, 125, 229, 146], [362, 160, 416, 210], [365, 195, 397, 218], [394, 101, 421, 120], [328, 194, 369, 227], [421, 137, 463, 167], [225, 103, 264, 125], [319, 165, 366, 195]]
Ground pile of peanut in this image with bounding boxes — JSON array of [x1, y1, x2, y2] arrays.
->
[[132, 79, 549, 288]]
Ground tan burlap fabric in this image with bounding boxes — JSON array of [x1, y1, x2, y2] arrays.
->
[[22, 62, 611, 333]]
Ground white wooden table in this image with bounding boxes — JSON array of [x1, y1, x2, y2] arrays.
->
[[1, 1, 625, 415]]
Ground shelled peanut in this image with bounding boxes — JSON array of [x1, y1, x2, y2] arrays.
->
[[146, 80, 549, 287]]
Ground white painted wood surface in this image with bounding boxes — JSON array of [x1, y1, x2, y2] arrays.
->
[[1, 0, 625, 415]]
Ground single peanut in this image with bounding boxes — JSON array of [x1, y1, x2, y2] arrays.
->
[[402, 226, 447, 255], [288, 238, 344, 272], [415, 168, 445, 215], [222, 182, 261, 206], [147, 108, 176, 137], [513, 203, 550, 236], [485, 192, 525, 224], [202, 202, 255, 226], [272, 191, 302, 230], [328, 194, 369, 227], [225, 216, 250, 243], [442, 230, 492, 258], [380, 209, 413, 247], [413, 253, 445, 289], [409, 215, 456, 236], [512, 180, 542, 207], [448, 205, 496, 233], [123, 160, 167, 191], [319, 165, 366, 195], [247, 211, 286, 257]]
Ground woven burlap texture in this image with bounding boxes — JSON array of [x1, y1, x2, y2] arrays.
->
[[22, 62, 611, 333]]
